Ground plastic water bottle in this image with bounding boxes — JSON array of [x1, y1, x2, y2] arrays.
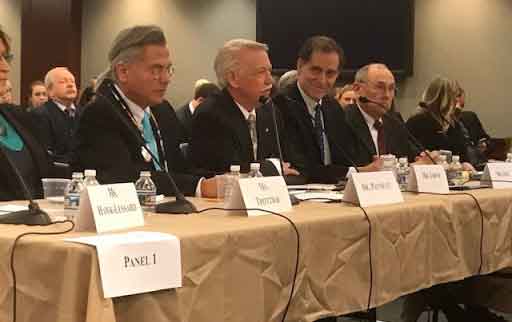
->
[[438, 155, 450, 180], [83, 169, 100, 186], [223, 165, 241, 202], [64, 172, 84, 210], [397, 157, 409, 191], [506, 153, 512, 163], [248, 163, 263, 178], [135, 171, 157, 212], [448, 155, 464, 186], [381, 154, 397, 178]]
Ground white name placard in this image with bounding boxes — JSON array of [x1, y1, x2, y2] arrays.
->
[[65, 231, 181, 298], [482, 163, 512, 189], [407, 165, 449, 194], [76, 183, 144, 233], [225, 176, 292, 216], [343, 171, 403, 207]]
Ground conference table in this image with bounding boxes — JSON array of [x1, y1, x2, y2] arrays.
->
[[1, 188, 511, 322]]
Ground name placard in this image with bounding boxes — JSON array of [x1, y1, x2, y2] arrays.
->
[[65, 231, 181, 298], [343, 171, 403, 207], [482, 163, 512, 189], [225, 176, 292, 216], [407, 165, 449, 193], [76, 183, 144, 233]]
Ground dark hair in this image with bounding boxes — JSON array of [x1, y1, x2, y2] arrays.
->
[[298, 36, 344, 70], [29, 80, 45, 94], [194, 82, 220, 100]]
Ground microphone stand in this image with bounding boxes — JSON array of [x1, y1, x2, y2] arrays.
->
[[0, 144, 51, 225], [260, 96, 300, 205]]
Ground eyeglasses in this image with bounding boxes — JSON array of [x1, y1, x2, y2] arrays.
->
[[1, 53, 14, 64], [150, 65, 175, 79]]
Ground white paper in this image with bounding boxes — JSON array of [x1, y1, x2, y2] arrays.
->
[[343, 171, 403, 207], [0, 205, 29, 213], [66, 231, 181, 298], [408, 165, 449, 194], [293, 192, 344, 202]]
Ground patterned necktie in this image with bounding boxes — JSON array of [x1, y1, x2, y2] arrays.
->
[[142, 111, 161, 170], [247, 113, 258, 160], [65, 107, 75, 119], [374, 119, 386, 155], [313, 104, 325, 164]]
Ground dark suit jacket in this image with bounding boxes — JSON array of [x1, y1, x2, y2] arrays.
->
[[33, 99, 81, 163], [73, 80, 202, 196], [406, 111, 473, 162], [345, 104, 419, 166], [189, 89, 285, 174], [0, 104, 51, 200], [458, 110, 490, 144], [275, 83, 355, 184], [176, 102, 193, 142]]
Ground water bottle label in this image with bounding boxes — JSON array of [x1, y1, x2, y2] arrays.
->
[[138, 191, 156, 207], [64, 193, 80, 210]]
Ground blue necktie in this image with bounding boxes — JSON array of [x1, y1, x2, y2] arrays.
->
[[314, 105, 325, 164], [142, 111, 161, 170]]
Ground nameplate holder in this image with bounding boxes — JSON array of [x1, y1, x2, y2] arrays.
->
[[225, 176, 292, 216], [482, 163, 512, 189], [407, 165, 449, 193], [76, 183, 144, 233], [343, 171, 403, 207]]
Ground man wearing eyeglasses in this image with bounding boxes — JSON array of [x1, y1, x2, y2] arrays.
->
[[346, 63, 419, 167], [74, 25, 218, 197]]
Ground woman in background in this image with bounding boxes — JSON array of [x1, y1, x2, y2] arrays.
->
[[26, 80, 48, 110]]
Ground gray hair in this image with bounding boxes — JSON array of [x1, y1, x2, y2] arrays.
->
[[354, 63, 389, 84], [44, 67, 72, 89], [100, 25, 167, 84], [277, 70, 297, 92], [214, 39, 268, 88]]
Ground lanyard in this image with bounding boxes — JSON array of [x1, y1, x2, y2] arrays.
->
[[109, 83, 169, 172]]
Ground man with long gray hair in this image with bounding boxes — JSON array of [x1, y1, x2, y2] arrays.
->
[[188, 38, 300, 176], [74, 25, 218, 197]]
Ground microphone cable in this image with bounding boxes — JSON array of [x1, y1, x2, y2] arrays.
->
[[9, 219, 75, 322], [196, 207, 299, 322]]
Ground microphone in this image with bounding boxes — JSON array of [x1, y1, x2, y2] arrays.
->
[[259, 95, 300, 205], [359, 96, 437, 164], [0, 144, 51, 225], [98, 82, 197, 214]]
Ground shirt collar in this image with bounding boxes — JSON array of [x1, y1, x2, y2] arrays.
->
[[114, 84, 149, 126], [188, 101, 196, 115], [357, 101, 382, 129], [297, 82, 322, 117], [54, 100, 76, 113], [234, 100, 256, 121]]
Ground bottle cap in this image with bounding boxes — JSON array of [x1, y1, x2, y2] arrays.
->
[[250, 163, 260, 170], [72, 172, 84, 179], [452, 155, 460, 162], [84, 169, 96, 177], [230, 165, 241, 172], [140, 171, 151, 177]]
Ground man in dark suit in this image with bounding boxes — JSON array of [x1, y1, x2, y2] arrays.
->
[[74, 25, 217, 197], [348, 63, 426, 167], [176, 80, 220, 142], [34, 67, 80, 164], [274, 36, 359, 184], [188, 39, 299, 176]]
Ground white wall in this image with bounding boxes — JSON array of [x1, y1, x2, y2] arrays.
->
[[0, 0, 22, 103], [396, 0, 512, 137], [81, 0, 256, 108]]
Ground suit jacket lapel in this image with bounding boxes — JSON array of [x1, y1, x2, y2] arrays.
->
[[346, 105, 377, 156], [221, 90, 254, 162], [288, 84, 321, 154]]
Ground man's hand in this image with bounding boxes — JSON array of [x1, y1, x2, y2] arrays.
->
[[200, 177, 218, 198], [283, 162, 300, 176], [358, 155, 383, 172]]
